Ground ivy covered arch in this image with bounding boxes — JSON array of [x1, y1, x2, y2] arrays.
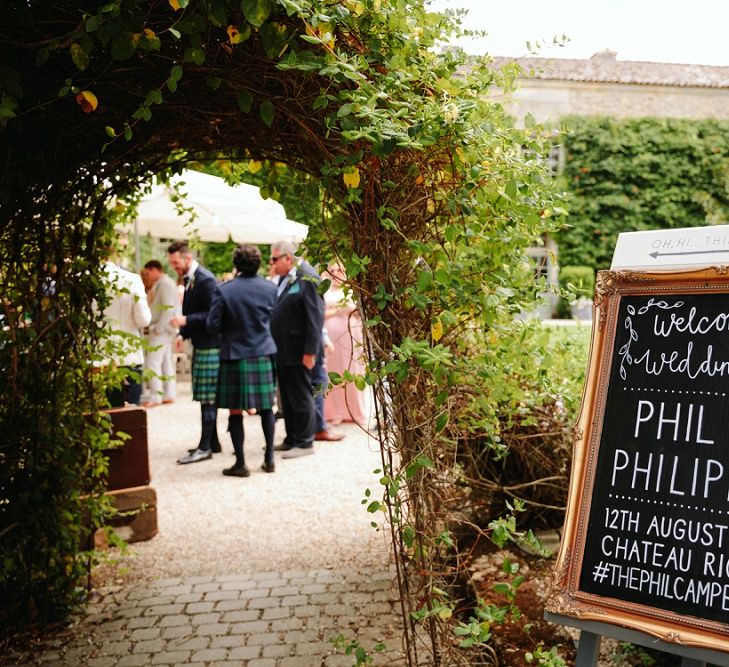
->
[[0, 1, 566, 661]]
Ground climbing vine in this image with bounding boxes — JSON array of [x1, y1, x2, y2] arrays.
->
[[0, 1, 570, 662]]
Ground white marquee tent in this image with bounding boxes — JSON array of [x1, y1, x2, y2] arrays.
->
[[129, 169, 308, 244]]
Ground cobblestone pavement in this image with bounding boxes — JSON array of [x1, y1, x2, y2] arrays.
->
[[3, 568, 407, 666], [2, 384, 408, 666]]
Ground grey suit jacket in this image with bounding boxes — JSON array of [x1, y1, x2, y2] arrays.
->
[[148, 273, 179, 339]]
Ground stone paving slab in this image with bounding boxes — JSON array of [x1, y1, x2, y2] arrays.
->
[[1, 568, 406, 667]]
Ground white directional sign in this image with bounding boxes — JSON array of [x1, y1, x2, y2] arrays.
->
[[612, 225, 729, 271]]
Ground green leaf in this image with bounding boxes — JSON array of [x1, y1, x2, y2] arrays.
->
[[416, 270, 432, 293], [205, 75, 222, 90], [184, 47, 206, 65], [260, 100, 275, 127], [236, 91, 253, 113], [169, 27, 181, 39], [241, 0, 273, 27], [492, 582, 511, 596], [70, 43, 89, 71], [435, 412, 448, 433], [140, 32, 161, 52], [105, 126, 116, 137], [144, 89, 163, 105], [299, 34, 322, 44], [36, 47, 50, 66], [406, 455, 434, 479], [317, 278, 331, 295], [85, 15, 100, 32], [435, 530, 454, 548], [178, 12, 206, 34], [337, 103, 354, 118], [260, 21, 290, 59], [170, 65, 183, 81], [444, 224, 460, 242], [110, 33, 137, 60], [207, 0, 228, 26]]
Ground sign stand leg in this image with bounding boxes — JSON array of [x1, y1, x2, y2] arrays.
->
[[575, 631, 601, 667]]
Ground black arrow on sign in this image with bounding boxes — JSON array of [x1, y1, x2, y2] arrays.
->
[[650, 249, 729, 259]]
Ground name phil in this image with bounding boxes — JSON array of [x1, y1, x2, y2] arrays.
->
[[610, 399, 726, 498]]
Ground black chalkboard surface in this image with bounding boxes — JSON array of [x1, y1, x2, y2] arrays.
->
[[548, 269, 729, 652], [581, 292, 729, 623]]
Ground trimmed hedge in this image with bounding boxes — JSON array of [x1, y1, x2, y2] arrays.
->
[[557, 117, 729, 269]]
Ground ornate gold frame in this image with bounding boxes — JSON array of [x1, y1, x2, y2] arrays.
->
[[547, 266, 729, 652]]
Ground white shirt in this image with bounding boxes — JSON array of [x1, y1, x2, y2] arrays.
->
[[276, 266, 297, 297], [102, 261, 152, 366], [184, 260, 200, 289]]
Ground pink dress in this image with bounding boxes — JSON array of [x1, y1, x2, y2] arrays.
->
[[324, 288, 367, 425]]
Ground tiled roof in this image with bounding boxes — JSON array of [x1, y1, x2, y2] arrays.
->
[[490, 50, 729, 89]]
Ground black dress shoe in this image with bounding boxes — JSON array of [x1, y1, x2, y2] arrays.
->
[[261, 461, 275, 473], [273, 442, 292, 452], [223, 464, 250, 477], [178, 448, 213, 464]]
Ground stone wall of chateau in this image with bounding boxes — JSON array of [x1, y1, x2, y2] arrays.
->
[[500, 80, 729, 124]]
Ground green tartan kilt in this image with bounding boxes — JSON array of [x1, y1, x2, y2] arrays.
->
[[191, 348, 220, 403], [216, 355, 276, 410]]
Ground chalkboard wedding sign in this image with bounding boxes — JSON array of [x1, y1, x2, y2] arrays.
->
[[547, 268, 729, 653]]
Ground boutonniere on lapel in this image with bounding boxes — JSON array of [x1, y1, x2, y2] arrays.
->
[[185, 274, 195, 291], [288, 282, 301, 295]]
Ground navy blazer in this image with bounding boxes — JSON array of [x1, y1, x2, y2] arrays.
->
[[180, 265, 222, 349], [206, 274, 278, 361], [270, 261, 324, 367]]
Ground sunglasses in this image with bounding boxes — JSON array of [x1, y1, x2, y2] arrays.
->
[[269, 254, 288, 263]]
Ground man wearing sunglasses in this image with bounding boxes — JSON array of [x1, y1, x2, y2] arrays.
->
[[269, 241, 324, 458]]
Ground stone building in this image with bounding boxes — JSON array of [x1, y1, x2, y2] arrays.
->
[[491, 49, 729, 124], [490, 50, 729, 317]]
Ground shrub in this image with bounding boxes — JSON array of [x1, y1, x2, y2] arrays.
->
[[556, 265, 595, 318], [559, 265, 594, 299], [453, 322, 590, 533], [558, 117, 729, 269]]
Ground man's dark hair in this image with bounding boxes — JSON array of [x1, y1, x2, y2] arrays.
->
[[167, 240, 191, 255], [144, 259, 163, 271], [233, 244, 262, 277]]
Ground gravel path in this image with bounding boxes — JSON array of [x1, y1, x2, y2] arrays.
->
[[120, 382, 393, 580], [0, 387, 411, 666]]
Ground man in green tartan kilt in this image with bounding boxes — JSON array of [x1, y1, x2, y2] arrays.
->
[[168, 241, 223, 464], [207, 245, 278, 476]]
